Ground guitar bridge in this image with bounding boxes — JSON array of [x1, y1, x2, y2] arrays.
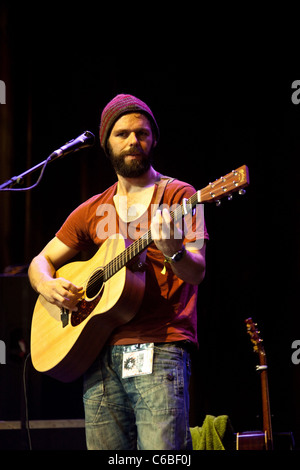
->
[[60, 308, 69, 328]]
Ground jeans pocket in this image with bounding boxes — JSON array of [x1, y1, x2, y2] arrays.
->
[[135, 345, 190, 414], [83, 361, 105, 424]]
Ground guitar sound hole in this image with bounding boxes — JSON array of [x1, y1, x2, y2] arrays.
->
[[70, 269, 104, 327], [86, 269, 104, 299]]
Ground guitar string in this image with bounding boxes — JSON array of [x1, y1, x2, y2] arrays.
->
[[81, 177, 238, 293], [81, 171, 243, 292], [83, 194, 199, 292]]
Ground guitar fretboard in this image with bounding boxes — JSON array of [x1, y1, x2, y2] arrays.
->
[[102, 164, 249, 281], [103, 192, 199, 281]]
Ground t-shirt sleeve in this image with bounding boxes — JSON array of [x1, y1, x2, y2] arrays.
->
[[55, 201, 94, 251]]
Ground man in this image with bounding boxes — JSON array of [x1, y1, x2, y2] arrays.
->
[[28, 94, 209, 450]]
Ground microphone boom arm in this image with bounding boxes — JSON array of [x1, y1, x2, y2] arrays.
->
[[0, 131, 95, 191]]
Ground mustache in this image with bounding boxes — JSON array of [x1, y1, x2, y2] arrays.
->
[[119, 146, 148, 158]]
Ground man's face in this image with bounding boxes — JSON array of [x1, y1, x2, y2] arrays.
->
[[107, 113, 156, 178]]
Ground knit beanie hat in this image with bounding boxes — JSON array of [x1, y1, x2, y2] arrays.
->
[[99, 94, 160, 151]]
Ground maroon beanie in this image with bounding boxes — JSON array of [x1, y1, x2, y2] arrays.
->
[[99, 94, 160, 150]]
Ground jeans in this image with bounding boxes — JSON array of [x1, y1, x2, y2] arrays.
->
[[83, 342, 192, 450]]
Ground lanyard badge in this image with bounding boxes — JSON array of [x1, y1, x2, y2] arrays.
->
[[122, 343, 154, 378]]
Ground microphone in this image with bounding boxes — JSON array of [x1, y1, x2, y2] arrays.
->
[[49, 130, 95, 161]]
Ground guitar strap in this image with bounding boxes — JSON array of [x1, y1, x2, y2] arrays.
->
[[152, 174, 174, 215], [128, 175, 174, 271]]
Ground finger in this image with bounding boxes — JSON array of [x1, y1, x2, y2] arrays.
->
[[60, 279, 83, 293], [57, 284, 73, 298], [161, 208, 172, 240], [160, 220, 171, 240], [162, 208, 183, 240], [151, 210, 162, 240], [162, 208, 172, 223], [66, 283, 83, 294], [53, 292, 79, 312], [54, 285, 79, 304], [50, 295, 77, 312], [53, 292, 69, 304]]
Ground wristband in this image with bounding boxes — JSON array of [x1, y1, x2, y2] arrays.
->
[[161, 246, 186, 275], [163, 245, 186, 263]]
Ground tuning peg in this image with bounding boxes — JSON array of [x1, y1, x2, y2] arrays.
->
[[239, 189, 246, 195], [215, 200, 221, 207], [227, 194, 233, 201]]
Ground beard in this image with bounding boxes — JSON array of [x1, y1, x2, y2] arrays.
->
[[107, 143, 154, 178]]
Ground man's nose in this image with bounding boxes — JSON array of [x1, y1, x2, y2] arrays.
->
[[128, 132, 139, 146]]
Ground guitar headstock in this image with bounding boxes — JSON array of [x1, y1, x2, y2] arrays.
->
[[245, 317, 265, 355], [198, 164, 250, 204]]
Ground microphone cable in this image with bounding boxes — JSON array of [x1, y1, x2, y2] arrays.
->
[[22, 352, 32, 450]]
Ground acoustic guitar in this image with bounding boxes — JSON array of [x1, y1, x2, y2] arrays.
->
[[236, 318, 273, 450], [30, 165, 249, 382]]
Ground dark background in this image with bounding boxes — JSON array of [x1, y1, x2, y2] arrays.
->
[[0, 3, 299, 450]]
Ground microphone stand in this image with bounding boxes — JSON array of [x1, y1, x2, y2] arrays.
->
[[0, 155, 56, 190], [0, 130, 95, 191]]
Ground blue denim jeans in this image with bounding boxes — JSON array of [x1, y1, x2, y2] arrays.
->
[[83, 342, 192, 450]]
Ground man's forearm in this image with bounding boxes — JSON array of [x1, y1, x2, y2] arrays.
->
[[28, 255, 56, 294]]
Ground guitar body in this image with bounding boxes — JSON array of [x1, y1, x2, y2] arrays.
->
[[236, 431, 268, 450], [30, 235, 146, 382]]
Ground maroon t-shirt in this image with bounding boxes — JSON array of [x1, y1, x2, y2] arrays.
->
[[56, 177, 209, 346]]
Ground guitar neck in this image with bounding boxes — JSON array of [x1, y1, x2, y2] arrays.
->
[[245, 317, 273, 450], [103, 164, 249, 281], [103, 192, 200, 281], [258, 352, 274, 449]]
